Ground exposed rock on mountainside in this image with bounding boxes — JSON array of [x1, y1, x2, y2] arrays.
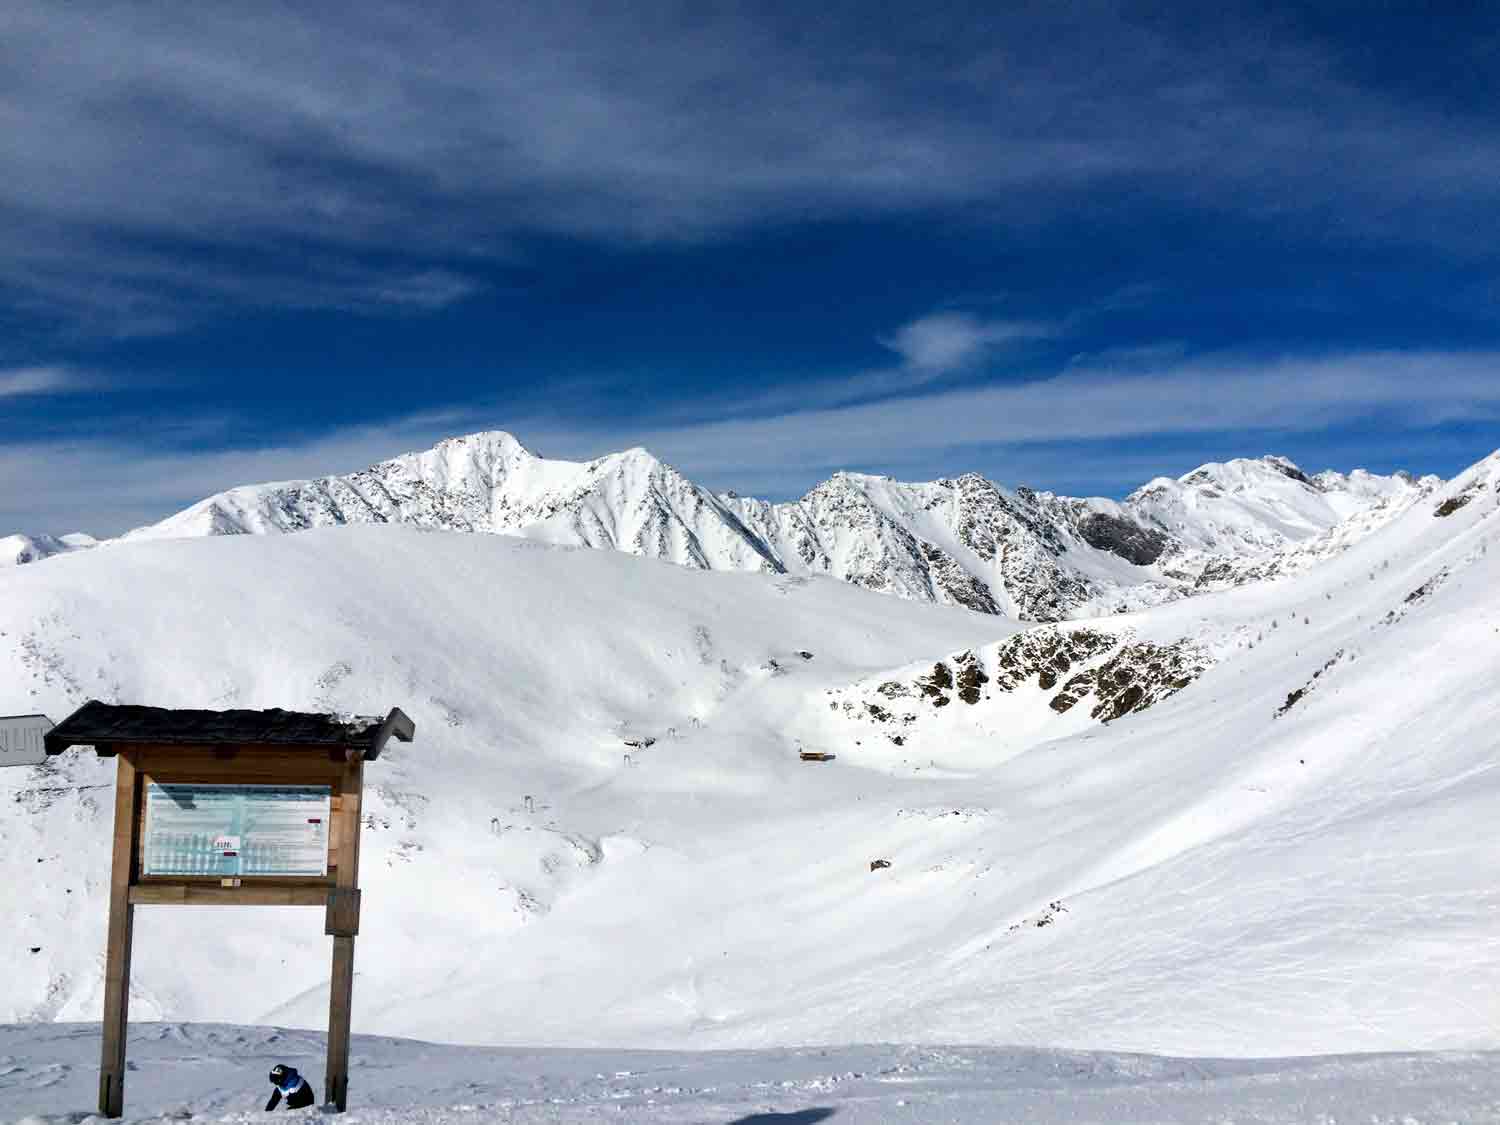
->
[[1076, 511, 1170, 565], [1275, 649, 1349, 717], [12, 431, 1437, 622], [1434, 479, 1486, 517], [1052, 640, 1208, 722], [826, 624, 1212, 747], [989, 626, 1118, 692]]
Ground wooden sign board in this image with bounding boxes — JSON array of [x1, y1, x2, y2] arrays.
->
[[42, 701, 413, 1119]]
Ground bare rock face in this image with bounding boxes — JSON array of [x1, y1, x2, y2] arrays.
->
[[1434, 480, 1487, 517], [953, 650, 990, 704], [916, 541, 1002, 615], [1076, 512, 1169, 565], [991, 627, 1117, 693], [823, 624, 1213, 752], [915, 659, 955, 705], [945, 477, 1099, 622], [1049, 641, 1209, 722]]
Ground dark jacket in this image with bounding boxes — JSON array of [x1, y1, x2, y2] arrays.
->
[[266, 1067, 316, 1110]]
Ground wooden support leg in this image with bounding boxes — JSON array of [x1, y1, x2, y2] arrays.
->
[[325, 934, 355, 1110], [100, 756, 141, 1118], [325, 754, 363, 1112]]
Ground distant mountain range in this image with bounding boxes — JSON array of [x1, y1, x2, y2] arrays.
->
[[7, 431, 1441, 620]]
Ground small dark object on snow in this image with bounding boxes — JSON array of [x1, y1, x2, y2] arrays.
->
[[29, 946, 41, 953], [870, 859, 892, 871], [799, 751, 835, 762], [622, 736, 656, 749], [266, 1064, 316, 1111], [797, 651, 814, 660]]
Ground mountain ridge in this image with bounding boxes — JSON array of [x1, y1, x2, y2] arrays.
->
[[8, 430, 1449, 621]]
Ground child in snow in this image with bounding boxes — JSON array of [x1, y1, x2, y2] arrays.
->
[[265, 1064, 316, 1110]]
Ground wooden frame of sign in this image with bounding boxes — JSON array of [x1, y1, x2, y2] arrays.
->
[[45, 701, 415, 1119]]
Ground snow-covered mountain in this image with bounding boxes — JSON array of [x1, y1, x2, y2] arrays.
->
[[2, 446, 1498, 1059], [0, 531, 96, 567], [94, 430, 1437, 621], [123, 433, 780, 575]]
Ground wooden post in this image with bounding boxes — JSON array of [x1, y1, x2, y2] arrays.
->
[[324, 754, 363, 1111], [99, 752, 142, 1117]]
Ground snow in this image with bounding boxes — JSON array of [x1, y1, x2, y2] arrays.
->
[[2, 443, 1499, 1121], [12, 432, 1428, 624], [3, 1023, 1498, 1124], [0, 534, 95, 568], [1125, 454, 1435, 556]]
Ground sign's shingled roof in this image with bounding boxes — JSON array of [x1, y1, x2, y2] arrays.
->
[[44, 700, 415, 759]]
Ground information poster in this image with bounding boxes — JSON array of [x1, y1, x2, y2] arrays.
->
[[143, 783, 331, 877]]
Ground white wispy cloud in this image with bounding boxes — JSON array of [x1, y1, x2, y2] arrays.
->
[[881, 312, 1056, 376], [602, 348, 1500, 481], [518, 329, 1498, 489], [0, 366, 95, 398]]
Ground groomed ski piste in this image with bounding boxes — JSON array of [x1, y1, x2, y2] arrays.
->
[[3, 448, 1499, 1121]]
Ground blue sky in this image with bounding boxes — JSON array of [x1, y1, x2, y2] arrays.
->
[[3, 1, 1499, 535]]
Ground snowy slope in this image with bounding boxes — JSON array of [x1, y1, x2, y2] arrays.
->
[[1127, 455, 1406, 554], [2, 448, 1498, 1061], [93, 431, 1432, 621], [0, 530, 1001, 1037], [4, 1022, 1498, 1124]]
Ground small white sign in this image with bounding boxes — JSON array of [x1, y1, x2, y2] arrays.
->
[[0, 714, 52, 768]]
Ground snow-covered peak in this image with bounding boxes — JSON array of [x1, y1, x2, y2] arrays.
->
[[122, 429, 781, 575], [0, 532, 97, 567], [1125, 454, 1422, 557]]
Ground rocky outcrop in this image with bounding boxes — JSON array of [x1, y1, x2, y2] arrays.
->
[[1047, 640, 1208, 722], [1434, 480, 1486, 517], [1076, 512, 1169, 565], [824, 625, 1213, 748]]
